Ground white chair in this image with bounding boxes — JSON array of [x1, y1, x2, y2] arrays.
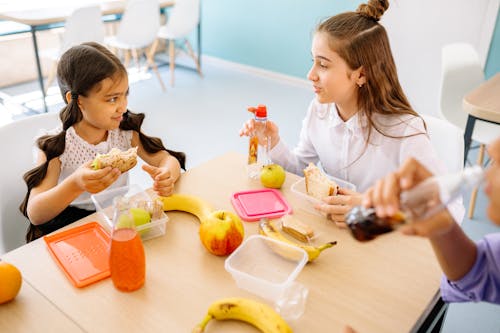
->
[[43, 5, 104, 93], [0, 112, 59, 254], [422, 115, 464, 174], [106, 0, 166, 91], [439, 43, 499, 217], [149, 0, 202, 87]]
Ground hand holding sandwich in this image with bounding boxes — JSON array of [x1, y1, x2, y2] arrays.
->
[[315, 187, 363, 227]]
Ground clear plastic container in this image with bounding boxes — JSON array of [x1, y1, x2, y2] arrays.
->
[[91, 184, 168, 241], [291, 175, 356, 216], [224, 235, 308, 320]]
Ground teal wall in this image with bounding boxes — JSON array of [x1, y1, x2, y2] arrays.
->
[[200, 0, 362, 79], [485, 9, 500, 79], [200, 1, 499, 80]]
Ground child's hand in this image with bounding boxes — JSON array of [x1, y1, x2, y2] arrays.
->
[[142, 164, 175, 196], [74, 161, 121, 193], [315, 188, 363, 228], [239, 119, 281, 149]]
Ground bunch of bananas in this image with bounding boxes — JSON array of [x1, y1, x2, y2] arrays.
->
[[193, 297, 293, 333], [259, 219, 336, 262]]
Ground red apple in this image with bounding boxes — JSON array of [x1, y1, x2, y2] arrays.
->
[[199, 210, 244, 256]]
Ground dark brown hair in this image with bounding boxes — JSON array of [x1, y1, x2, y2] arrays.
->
[[20, 42, 185, 222], [316, 0, 425, 143]]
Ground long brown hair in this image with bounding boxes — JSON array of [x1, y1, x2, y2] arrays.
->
[[20, 42, 185, 219], [317, 0, 425, 143]]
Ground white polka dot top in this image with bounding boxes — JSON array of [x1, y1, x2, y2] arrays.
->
[[58, 126, 134, 210]]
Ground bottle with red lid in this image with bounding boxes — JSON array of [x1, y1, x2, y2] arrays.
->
[[247, 104, 270, 179]]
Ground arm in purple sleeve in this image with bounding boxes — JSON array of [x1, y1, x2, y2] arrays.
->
[[440, 233, 500, 304]]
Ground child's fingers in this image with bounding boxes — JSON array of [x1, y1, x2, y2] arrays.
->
[[142, 164, 160, 178]]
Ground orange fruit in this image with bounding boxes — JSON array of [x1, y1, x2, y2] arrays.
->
[[0, 261, 22, 304]]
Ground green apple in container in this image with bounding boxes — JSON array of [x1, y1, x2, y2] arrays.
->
[[116, 207, 151, 235], [260, 164, 286, 189]]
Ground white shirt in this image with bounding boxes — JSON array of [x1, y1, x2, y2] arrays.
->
[[57, 126, 133, 210], [269, 98, 464, 223]]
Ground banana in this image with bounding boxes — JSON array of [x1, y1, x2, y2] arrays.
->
[[259, 219, 336, 263], [158, 194, 214, 221], [192, 297, 293, 333]]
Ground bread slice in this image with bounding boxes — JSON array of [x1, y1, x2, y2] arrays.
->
[[281, 215, 314, 242], [92, 147, 138, 173], [303, 163, 338, 200]]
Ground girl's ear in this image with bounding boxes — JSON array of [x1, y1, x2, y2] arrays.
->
[[65, 91, 72, 104], [353, 66, 366, 87]]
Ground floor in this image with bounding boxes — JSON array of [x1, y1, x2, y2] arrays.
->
[[1, 59, 499, 332]]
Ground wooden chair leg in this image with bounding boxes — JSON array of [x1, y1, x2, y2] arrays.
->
[[145, 39, 160, 73], [468, 143, 485, 219], [123, 50, 131, 68], [131, 49, 140, 70], [45, 60, 58, 94], [184, 39, 203, 77], [145, 48, 166, 92], [169, 39, 175, 87]]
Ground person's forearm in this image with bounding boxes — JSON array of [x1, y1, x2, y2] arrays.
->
[[27, 177, 83, 225], [429, 223, 477, 281]]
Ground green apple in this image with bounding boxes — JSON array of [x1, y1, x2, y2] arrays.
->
[[260, 164, 286, 189], [116, 208, 151, 234]]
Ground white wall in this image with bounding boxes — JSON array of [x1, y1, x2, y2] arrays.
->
[[382, 0, 499, 116]]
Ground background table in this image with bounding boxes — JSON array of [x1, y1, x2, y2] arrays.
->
[[463, 72, 500, 164], [1, 152, 442, 332], [0, 0, 182, 113]]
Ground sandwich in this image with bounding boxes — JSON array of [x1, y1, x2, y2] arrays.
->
[[281, 215, 314, 242], [303, 163, 338, 200], [91, 147, 138, 173]]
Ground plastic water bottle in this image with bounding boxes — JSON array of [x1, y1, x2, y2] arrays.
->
[[345, 166, 485, 241], [247, 104, 270, 179]]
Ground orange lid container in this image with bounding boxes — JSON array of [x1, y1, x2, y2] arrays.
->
[[44, 222, 111, 288]]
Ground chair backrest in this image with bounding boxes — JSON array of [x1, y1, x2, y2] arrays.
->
[[116, 0, 160, 48], [164, 0, 200, 37], [0, 113, 59, 254], [439, 43, 484, 130], [60, 5, 104, 54], [422, 114, 464, 174]]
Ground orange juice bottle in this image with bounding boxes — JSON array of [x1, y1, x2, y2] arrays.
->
[[109, 198, 146, 292]]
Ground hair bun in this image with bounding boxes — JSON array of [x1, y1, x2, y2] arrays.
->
[[356, 0, 389, 21]]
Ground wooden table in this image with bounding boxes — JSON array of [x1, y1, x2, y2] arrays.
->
[[0, 0, 179, 113], [0, 277, 84, 332], [463, 72, 500, 164], [1, 152, 442, 332]]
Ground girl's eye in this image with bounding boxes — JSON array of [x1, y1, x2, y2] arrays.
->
[[108, 97, 117, 103]]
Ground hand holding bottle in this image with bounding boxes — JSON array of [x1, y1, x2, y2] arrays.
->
[[239, 112, 280, 150], [360, 157, 473, 238]]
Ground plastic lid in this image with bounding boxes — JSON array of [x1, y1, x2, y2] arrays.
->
[[248, 104, 267, 118]]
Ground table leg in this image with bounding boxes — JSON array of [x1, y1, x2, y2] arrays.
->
[[463, 115, 476, 166], [30, 25, 48, 113]]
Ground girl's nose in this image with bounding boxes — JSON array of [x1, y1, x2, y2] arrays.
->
[[307, 67, 317, 82]]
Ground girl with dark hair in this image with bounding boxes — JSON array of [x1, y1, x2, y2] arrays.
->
[[20, 42, 185, 242], [239, 0, 463, 227]]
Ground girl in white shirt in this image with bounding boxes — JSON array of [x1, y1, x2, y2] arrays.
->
[[240, 0, 464, 226], [20, 42, 185, 241]]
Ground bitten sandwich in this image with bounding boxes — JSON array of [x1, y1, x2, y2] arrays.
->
[[91, 147, 138, 173], [303, 163, 339, 200]]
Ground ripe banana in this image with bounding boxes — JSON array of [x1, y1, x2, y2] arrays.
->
[[158, 194, 214, 221], [192, 297, 293, 333], [259, 219, 336, 263]]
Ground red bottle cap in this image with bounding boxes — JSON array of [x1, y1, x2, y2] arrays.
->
[[247, 104, 267, 118]]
